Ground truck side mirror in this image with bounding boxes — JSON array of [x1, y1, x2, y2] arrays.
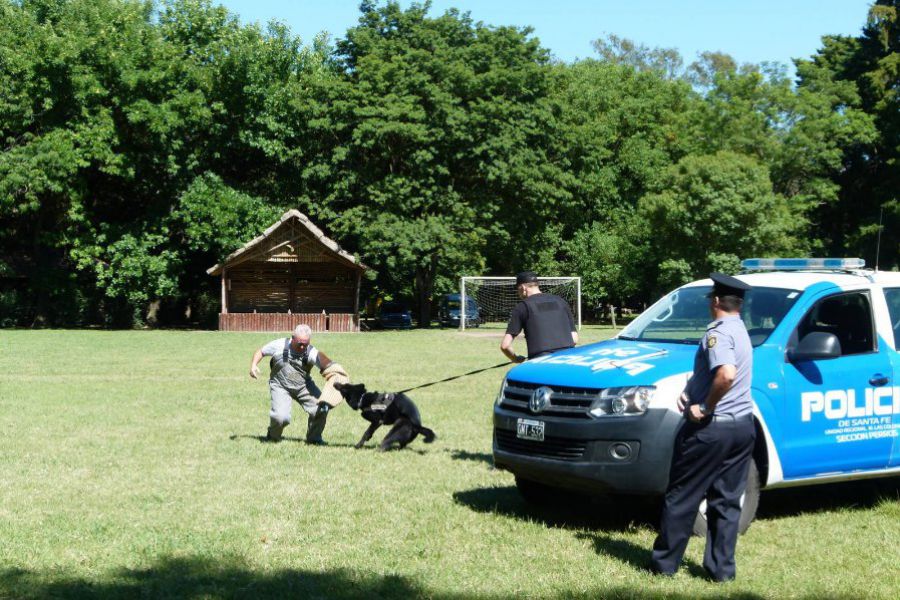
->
[[788, 332, 842, 362]]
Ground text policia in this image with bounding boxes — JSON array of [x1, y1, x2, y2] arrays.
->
[[802, 386, 900, 443]]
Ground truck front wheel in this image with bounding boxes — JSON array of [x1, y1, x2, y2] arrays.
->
[[691, 456, 760, 537]]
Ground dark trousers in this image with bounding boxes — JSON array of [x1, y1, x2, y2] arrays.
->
[[651, 416, 756, 580]]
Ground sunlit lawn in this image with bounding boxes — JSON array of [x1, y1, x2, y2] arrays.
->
[[0, 327, 898, 599]]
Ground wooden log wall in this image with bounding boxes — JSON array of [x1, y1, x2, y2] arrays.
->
[[328, 313, 358, 333], [219, 312, 337, 332], [216, 236, 363, 332], [227, 262, 356, 314]]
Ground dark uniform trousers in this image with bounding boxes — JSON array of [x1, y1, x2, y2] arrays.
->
[[651, 415, 756, 581]]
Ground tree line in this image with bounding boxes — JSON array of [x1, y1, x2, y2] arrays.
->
[[0, 0, 896, 327]]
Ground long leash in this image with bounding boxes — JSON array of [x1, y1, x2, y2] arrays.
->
[[396, 362, 511, 394]]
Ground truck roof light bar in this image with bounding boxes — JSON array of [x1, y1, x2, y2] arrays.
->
[[740, 258, 865, 271]]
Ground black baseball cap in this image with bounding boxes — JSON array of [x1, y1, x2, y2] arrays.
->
[[516, 271, 539, 285], [707, 272, 751, 298]]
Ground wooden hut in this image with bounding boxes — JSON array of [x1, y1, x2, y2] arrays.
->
[[207, 210, 366, 332]]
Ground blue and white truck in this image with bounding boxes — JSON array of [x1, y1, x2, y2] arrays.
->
[[493, 259, 900, 533]]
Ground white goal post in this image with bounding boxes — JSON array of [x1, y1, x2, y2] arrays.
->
[[459, 276, 581, 331]]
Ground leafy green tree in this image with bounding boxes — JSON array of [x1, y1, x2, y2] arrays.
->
[[0, 0, 166, 325], [797, 0, 898, 267], [560, 215, 647, 311], [548, 55, 698, 308], [174, 173, 281, 260], [168, 173, 284, 325], [307, 1, 571, 323], [0, 0, 890, 328], [552, 59, 695, 220], [591, 34, 684, 80], [685, 57, 876, 220], [0, 0, 329, 325], [638, 151, 807, 294], [589, 35, 876, 270]]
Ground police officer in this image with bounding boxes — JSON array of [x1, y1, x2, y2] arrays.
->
[[501, 271, 578, 363], [650, 273, 755, 582], [249, 324, 334, 444]]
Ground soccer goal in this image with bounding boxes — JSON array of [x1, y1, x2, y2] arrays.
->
[[459, 276, 581, 331]]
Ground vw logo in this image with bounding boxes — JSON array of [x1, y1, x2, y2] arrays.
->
[[530, 386, 553, 413]]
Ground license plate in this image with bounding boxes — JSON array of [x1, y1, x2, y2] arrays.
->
[[516, 418, 545, 442]]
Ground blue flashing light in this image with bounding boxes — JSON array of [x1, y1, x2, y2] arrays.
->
[[740, 258, 865, 271]]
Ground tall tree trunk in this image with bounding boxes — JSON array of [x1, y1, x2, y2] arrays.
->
[[30, 209, 47, 328], [414, 260, 436, 327]]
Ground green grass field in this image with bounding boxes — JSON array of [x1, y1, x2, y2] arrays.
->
[[1, 328, 898, 599]]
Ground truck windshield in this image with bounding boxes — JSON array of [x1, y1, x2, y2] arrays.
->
[[619, 285, 800, 346]]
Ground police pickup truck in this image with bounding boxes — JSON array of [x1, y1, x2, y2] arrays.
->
[[493, 259, 900, 534]]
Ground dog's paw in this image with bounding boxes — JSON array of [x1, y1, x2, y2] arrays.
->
[[354, 443, 364, 449]]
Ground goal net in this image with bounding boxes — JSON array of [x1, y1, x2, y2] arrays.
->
[[459, 276, 581, 331]]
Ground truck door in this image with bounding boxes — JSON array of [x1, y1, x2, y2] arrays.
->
[[781, 290, 894, 478], [883, 287, 900, 468]]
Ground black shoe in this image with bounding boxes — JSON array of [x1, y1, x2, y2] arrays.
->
[[306, 438, 327, 446], [704, 568, 734, 583]]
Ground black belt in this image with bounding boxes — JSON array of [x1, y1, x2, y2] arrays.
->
[[528, 346, 574, 360], [709, 412, 753, 423]]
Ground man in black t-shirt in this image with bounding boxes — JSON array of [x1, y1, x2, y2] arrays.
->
[[500, 271, 578, 362]]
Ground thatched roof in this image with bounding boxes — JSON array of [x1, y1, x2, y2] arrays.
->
[[206, 209, 366, 276]]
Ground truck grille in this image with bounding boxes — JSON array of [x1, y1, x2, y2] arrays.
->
[[499, 379, 598, 419], [494, 429, 587, 460]]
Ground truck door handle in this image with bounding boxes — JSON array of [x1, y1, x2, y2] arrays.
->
[[869, 374, 889, 386]]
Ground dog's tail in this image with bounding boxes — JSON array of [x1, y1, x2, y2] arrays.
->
[[418, 426, 436, 443]]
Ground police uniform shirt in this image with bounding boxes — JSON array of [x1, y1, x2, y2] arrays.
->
[[506, 293, 576, 358], [683, 315, 753, 418], [261, 338, 321, 379]]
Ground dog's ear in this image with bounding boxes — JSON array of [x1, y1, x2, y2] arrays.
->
[[334, 382, 345, 391]]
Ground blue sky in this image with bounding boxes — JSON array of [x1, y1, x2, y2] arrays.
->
[[215, 0, 874, 73]]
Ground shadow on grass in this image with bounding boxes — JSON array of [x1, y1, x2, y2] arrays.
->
[[452, 487, 767, 589], [574, 530, 664, 572], [452, 485, 660, 533], [0, 556, 775, 600], [445, 449, 493, 466], [228, 434, 434, 454], [228, 434, 357, 449], [0, 557, 426, 600], [758, 477, 900, 522], [357, 445, 431, 455], [455, 477, 900, 532], [573, 532, 710, 583]]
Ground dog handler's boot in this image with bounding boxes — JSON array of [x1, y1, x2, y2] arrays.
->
[[306, 410, 327, 445], [267, 417, 286, 442]]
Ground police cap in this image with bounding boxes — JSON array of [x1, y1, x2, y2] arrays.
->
[[708, 272, 751, 299], [516, 271, 539, 285]]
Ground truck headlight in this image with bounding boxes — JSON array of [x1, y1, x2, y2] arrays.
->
[[589, 386, 654, 417], [495, 378, 508, 407]]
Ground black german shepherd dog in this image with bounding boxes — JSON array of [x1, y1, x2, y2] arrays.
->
[[334, 382, 436, 451]]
